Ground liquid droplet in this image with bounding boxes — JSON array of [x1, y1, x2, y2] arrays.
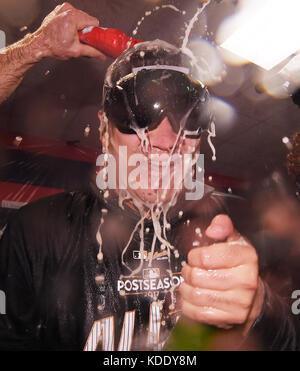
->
[[195, 227, 202, 237], [95, 275, 105, 285], [13, 136, 23, 146], [84, 124, 91, 137], [97, 252, 103, 262]]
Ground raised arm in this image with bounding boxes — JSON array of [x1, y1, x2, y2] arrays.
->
[[0, 2, 105, 104]]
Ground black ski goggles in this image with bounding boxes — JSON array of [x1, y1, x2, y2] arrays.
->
[[103, 68, 212, 137]]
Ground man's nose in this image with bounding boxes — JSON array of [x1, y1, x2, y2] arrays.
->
[[148, 117, 177, 151]]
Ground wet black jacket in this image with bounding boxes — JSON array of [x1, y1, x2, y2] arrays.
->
[[0, 185, 299, 350]]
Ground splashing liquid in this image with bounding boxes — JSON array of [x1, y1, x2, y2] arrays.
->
[[96, 112, 110, 263], [98, 0, 215, 278], [182, 6, 206, 50], [114, 104, 203, 308], [207, 121, 217, 161], [98, 113, 195, 311], [132, 5, 186, 37], [179, 0, 217, 162], [96, 1, 219, 349]]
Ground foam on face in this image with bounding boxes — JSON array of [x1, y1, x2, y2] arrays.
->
[[97, 0, 218, 328], [118, 95, 203, 305], [98, 81, 206, 312]]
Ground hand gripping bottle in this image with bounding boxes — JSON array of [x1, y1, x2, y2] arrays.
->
[[78, 26, 142, 58]]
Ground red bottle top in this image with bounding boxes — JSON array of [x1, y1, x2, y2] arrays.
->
[[78, 26, 142, 58]]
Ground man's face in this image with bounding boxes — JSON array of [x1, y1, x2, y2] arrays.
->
[[100, 113, 201, 205]]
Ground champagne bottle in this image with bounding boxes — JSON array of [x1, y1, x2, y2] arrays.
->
[[164, 316, 218, 351]]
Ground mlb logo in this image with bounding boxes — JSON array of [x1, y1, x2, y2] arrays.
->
[[0, 30, 5, 49], [143, 268, 160, 279], [133, 250, 142, 259], [133, 251, 147, 260]]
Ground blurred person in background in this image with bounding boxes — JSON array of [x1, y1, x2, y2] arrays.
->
[[251, 132, 300, 295]]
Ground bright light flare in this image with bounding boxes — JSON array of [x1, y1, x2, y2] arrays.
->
[[260, 71, 290, 99], [282, 137, 289, 144], [282, 136, 293, 150], [220, 0, 300, 71], [279, 53, 300, 89], [216, 0, 268, 66], [207, 97, 236, 131], [189, 39, 226, 86], [211, 65, 245, 97]]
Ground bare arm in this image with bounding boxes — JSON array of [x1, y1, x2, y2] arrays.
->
[[0, 2, 105, 105], [0, 34, 43, 104]]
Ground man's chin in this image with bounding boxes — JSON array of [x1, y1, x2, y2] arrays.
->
[[129, 188, 179, 206]]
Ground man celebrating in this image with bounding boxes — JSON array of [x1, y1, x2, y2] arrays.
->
[[0, 3, 298, 350]]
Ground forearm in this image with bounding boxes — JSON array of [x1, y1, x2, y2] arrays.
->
[[0, 32, 48, 104]]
